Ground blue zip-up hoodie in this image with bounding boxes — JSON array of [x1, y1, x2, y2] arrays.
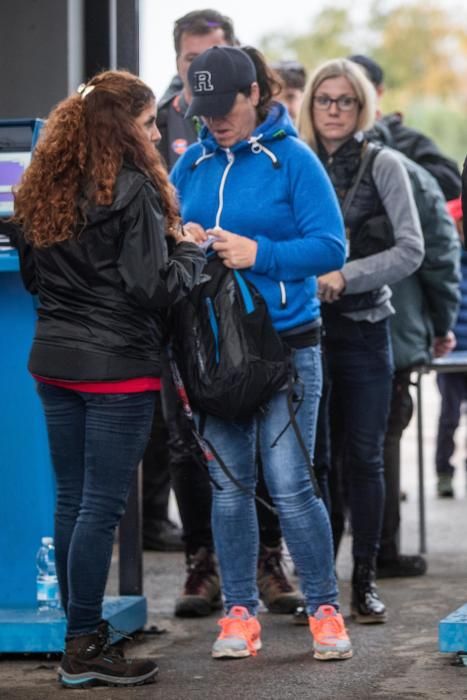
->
[[170, 103, 346, 332]]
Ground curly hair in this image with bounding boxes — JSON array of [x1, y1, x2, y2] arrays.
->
[[14, 70, 180, 247]]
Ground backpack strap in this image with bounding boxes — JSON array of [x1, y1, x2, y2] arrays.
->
[[168, 347, 278, 515], [270, 359, 322, 499], [341, 142, 379, 218]]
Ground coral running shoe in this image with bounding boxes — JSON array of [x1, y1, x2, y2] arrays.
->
[[212, 606, 262, 659], [309, 605, 353, 661]]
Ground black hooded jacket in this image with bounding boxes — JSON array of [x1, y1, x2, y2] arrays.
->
[[14, 165, 205, 381]]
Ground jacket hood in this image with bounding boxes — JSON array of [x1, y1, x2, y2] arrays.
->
[[84, 165, 150, 225], [197, 101, 297, 155]]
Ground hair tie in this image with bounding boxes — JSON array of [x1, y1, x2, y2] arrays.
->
[[77, 83, 96, 100]]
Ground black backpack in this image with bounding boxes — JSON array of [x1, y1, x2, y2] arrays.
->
[[171, 253, 291, 422]]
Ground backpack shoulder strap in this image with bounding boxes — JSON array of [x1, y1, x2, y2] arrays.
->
[[341, 142, 379, 218]]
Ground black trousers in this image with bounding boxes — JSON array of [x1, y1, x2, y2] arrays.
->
[[379, 369, 413, 562]]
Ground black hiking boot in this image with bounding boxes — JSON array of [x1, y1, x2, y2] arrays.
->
[[175, 547, 222, 617], [351, 557, 387, 624], [58, 620, 158, 688]]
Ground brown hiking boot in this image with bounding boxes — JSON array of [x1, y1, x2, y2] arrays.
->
[[175, 547, 222, 617], [58, 620, 158, 688], [257, 544, 303, 613]]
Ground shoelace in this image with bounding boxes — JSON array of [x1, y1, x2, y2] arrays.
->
[[218, 617, 258, 656], [316, 615, 346, 639], [96, 622, 134, 661]]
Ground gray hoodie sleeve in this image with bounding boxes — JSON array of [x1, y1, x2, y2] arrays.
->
[[341, 148, 425, 295]]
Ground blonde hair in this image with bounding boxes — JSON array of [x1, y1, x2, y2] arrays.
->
[[297, 58, 377, 152]]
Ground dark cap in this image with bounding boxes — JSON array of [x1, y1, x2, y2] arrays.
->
[[348, 54, 384, 87], [185, 46, 257, 118]]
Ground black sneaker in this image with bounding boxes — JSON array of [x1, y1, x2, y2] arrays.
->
[[292, 604, 309, 625], [58, 621, 158, 688], [377, 554, 427, 578], [175, 547, 222, 617]]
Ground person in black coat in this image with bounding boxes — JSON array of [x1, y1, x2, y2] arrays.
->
[[13, 69, 205, 689]]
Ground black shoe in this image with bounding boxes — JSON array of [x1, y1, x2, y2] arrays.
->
[[175, 547, 222, 617], [437, 475, 455, 498], [377, 554, 427, 578], [143, 518, 184, 552], [58, 621, 158, 688], [292, 604, 309, 625], [351, 557, 387, 624]]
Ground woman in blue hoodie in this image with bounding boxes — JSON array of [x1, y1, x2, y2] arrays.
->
[[171, 45, 352, 662]]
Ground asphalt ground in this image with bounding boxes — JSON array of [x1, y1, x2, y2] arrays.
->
[[1, 374, 467, 700]]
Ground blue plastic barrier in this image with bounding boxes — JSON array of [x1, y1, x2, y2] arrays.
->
[[439, 604, 467, 654]]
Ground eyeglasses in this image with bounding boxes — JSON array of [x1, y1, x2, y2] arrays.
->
[[313, 95, 359, 111]]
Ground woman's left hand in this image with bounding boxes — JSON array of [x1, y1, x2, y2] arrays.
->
[[209, 228, 258, 269], [317, 271, 346, 303]]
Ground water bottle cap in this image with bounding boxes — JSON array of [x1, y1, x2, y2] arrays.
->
[[41, 536, 54, 545]]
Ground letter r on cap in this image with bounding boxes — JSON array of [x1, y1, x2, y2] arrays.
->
[[193, 71, 214, 93]]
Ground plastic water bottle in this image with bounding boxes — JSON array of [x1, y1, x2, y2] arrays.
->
[[36, 536, 61, 611]]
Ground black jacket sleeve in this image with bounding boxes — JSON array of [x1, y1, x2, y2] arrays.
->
[[4, 220, 38, 294], [117, 182, 205, 309]]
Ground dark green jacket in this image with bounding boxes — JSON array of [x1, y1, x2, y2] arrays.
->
[[389, 151, 461, 370]]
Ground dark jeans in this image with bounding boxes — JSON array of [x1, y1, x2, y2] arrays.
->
[[37, 383, 155, 637], [379, 370, 413, 562], [436, 373, 467, 476], [323, 311, 394, 560]]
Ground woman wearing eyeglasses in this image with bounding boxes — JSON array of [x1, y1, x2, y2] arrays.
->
[[298, 59, 424, 623]]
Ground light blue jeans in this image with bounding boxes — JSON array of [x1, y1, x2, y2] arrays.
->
[[203, 345, 339, 615]]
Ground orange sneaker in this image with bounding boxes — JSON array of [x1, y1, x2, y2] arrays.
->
[[212, 606, 262, 659], [309, 605, 353, 660]]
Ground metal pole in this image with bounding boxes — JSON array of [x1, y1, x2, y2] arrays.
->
[[119, 462, 143, 595], [416, 371, 427, 554]]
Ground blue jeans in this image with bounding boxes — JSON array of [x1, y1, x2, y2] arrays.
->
[[203, 344, 338, 616], [37, 383, 156, 636], [324, 313, 394, 560]]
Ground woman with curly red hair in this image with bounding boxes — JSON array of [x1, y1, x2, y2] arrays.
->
[[13, 69, 205, 689]]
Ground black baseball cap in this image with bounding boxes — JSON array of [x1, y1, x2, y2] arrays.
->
[[185, 46, 257, 118], [348, 54, 384, 87]]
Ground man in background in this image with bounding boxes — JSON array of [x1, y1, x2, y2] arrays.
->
[[156, 9, 237, 170]]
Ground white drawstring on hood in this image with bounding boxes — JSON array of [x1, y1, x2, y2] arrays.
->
[[248, 135, 281, 169]]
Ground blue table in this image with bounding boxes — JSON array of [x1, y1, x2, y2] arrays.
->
[[414, 351, 467, 554]]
